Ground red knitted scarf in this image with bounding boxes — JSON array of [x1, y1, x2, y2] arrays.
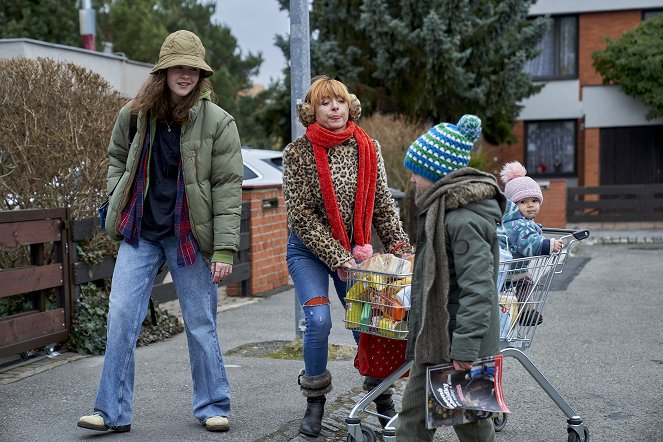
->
[[306, 121, 377, 255]]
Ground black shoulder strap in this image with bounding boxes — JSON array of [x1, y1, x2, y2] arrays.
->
[[129, 113, 138, 144]]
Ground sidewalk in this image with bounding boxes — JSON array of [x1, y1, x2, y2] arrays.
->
[[0, 228, 661, 441], [0, 285, 385, 442]]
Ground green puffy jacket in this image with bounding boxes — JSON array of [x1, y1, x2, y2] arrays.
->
[[104, 94, 243, 263]]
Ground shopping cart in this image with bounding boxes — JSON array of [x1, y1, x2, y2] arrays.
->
[[343, 227, 590, 442], [493, 227, 590, 442], [343, 267, 412, 442]]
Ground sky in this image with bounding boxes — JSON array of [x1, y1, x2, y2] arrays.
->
[[212, 0, 290, 86]]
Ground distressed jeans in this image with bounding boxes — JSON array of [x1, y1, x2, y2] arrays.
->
[[93, 236, 230, 426], [286, 233, 359, 377]]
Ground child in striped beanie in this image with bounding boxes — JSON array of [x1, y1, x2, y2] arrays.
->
[[397, 115, 506, 441], [403, 114, 481, 183]]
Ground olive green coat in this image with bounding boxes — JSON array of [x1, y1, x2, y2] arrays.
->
[[405, 169, 506, 364], [104, 94, 243, 263]]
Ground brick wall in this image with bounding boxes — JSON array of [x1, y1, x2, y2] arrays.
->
[[481, 121, 525, 175], [584, 127, 600, 186], [579, 11, 642, 90], [536, 179, 567, 228], [226, 186, 290, 296]]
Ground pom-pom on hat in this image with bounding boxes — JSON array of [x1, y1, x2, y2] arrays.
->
[[403, 114, 481, 182], [500, 161, 543, 204]]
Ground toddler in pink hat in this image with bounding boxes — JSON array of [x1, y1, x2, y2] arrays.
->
[[496, 161, 563, 326]]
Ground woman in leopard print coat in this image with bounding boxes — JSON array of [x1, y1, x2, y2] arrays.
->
[[283, 76, 412, 437]]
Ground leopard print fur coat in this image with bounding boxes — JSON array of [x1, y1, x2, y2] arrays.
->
[[283, 134, 411, 270]]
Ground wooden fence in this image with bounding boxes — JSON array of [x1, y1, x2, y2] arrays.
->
[[71, 202, 251, 304], [567, 184, 663, 223], [0, 209, 72, 358], [0, 203, 251, 358]]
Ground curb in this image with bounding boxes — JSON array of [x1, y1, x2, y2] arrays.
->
[[585, 235, 663, 245], [0, 352, 88, 385]]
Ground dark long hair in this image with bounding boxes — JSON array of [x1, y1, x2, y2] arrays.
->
[[131, 70, 217, 122]]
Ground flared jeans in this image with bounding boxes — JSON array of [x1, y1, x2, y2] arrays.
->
[[93, 236, 230, 426]]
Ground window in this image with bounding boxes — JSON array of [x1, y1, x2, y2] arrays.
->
[[525, 121, 576, 176], [524, 15, 578, 80], [643, 10, 663, 20], [243, 165, 259, 180]]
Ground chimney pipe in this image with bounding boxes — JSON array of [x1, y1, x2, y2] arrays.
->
[[79, 0, 96, 50]]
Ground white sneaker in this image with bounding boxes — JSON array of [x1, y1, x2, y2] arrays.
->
[[77, 413, 131, 432], [204, 415, 230, 432]]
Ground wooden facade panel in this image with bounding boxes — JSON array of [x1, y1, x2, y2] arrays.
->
[[0, 219, 62, 247], [568, 184, 663, 222], [0, 263, 63, 298], [72, 257, 115, 284], [0, 309, 66, 347]]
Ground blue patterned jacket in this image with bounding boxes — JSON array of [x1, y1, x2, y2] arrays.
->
[[496, 200, 551, 258]]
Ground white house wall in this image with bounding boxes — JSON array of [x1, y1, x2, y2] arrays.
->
[[519, 80, 583, 120], [519, 81, 662, 128], [0, 39, 152, 98], [583, 85, 663, 128], [531, 0, 663, 15]]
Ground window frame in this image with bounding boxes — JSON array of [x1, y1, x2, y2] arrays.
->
[[524, 119, 578, 178], [525, 14, 579, 81]]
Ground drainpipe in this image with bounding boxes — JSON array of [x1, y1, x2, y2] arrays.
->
[[79, 0, 96, 50]]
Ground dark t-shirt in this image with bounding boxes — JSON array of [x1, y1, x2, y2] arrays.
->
[[141, 119, 182, 241]]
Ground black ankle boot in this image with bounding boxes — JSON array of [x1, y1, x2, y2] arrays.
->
[[374, 393, 396, 428], [299, 396, 326, 437]]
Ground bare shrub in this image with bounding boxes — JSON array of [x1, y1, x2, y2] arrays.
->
[[359, 113, 427, 192], [359, 113, 426, 241], [0, 57, 127, 218]]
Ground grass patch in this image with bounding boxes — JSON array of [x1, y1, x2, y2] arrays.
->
[[225, 339, 356, 361]]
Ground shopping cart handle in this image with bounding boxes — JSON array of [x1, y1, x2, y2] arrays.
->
[[572, 229, 590, 241], [541, 227, 590, 241]]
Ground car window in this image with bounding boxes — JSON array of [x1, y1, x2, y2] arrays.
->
[[243, 165, 259, 180], [262, 157, 283, 171]]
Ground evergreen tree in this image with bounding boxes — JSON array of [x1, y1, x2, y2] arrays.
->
[[271, 0, 549, 144], [0, 0, 81, 47], [592, 14, 663, 120]]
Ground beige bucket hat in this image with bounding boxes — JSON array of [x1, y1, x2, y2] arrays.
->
[[150, 30, 214, 78]]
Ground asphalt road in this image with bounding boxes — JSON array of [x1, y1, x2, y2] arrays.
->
[[0, 242, 661, 442]]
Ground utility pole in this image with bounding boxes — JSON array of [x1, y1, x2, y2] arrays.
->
[[290, 0, 311, 339]]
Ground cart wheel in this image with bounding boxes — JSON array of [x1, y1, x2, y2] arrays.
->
[[567, 425, 589, 442], [346, 426, 376, 442], [493, 413, 508, 432]]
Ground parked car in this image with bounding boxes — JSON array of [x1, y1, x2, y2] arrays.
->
[[243, 146, 283, 171], [242, 147, 283, 187]]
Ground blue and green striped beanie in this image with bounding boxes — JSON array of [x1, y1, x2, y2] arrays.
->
[[403, 114, 481, 182]]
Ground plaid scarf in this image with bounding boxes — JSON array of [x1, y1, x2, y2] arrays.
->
[[119, 120, 199, 267]]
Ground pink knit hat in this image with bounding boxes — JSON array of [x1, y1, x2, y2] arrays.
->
[[500, 161, 543, 204]]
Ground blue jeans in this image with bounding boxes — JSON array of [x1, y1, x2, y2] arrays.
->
[[286, 233, 359, 377], [93, 236, 230, 426]]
